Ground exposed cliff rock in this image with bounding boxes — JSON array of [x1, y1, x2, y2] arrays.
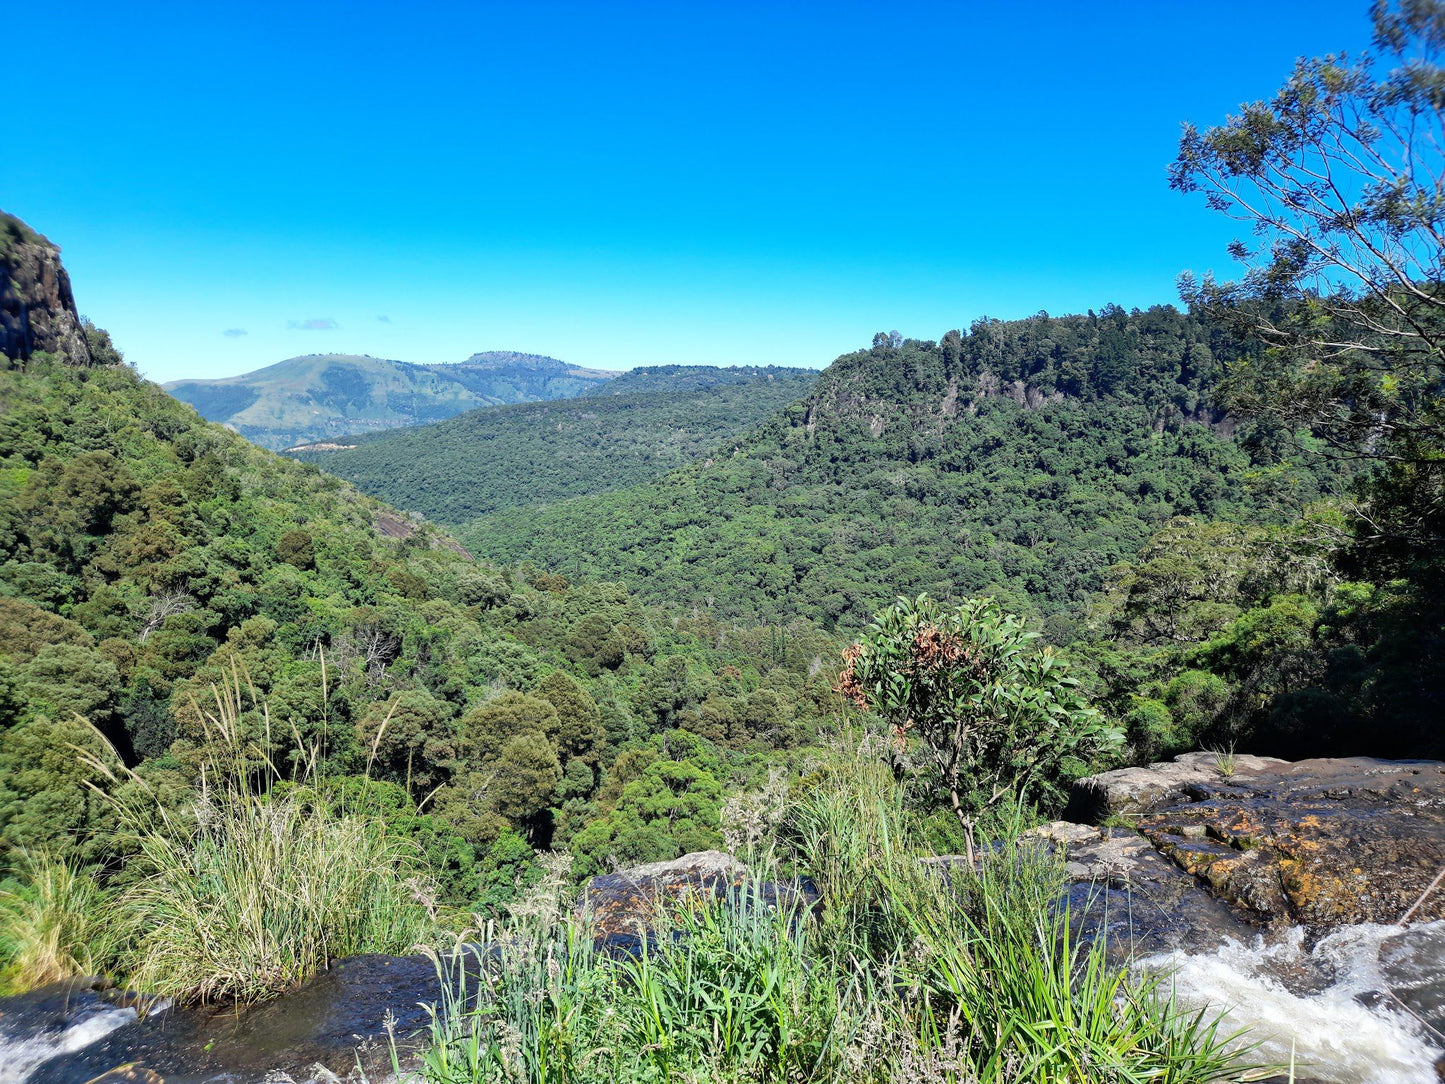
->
[[1, 212, 93, 366]]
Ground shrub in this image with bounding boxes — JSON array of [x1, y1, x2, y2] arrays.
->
[[1123, 695, 1178, 762], [1165, 669, 1231, 746], [837, 594, 1122, 863]]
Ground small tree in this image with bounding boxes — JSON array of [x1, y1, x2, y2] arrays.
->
[[837, 595, 1120, 864]]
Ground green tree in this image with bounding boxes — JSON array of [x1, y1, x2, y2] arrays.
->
[[534, 670, 603, 764], [1172, 0, 1445, 751], [19, 644, 121, 727], [1172, 0, 1445, 531], [276, 530, 315, 570], [838, 594, 1121, 863], [354, 689, 454, 793]]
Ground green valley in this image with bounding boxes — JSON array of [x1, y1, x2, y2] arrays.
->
[[454, 308, 1340, 632], [291, 365, 818, 521], [5, 3, 1445, 1079]]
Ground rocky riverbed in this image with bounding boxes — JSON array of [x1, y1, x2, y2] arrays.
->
[[1038, 753, 1445, 1083], [6, 754, 1445, 1083]]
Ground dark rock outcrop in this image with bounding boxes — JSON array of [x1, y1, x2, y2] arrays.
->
[[1026, 821, 1263, 955], [579, 850, 816, 942], [1064, 755, 1445, 928], [1, 212, 93, 366]]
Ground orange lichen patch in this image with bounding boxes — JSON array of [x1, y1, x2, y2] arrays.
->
[[1277, 859, 1364, 924]]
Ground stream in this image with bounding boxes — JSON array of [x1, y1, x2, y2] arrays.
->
[[0, 954, 441, 1084], [4, 922, 1445, 1082]]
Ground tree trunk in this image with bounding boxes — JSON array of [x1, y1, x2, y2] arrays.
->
[[949, 784, 976, 868]]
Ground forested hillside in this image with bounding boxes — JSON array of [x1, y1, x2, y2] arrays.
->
[[0, 296, 842, 915], [292, 366, 818, 521], [458, 307, 1339, 632], [584, 364, 815, 396], [165, 350, 620, 450]]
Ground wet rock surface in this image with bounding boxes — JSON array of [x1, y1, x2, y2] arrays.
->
[[1025, 821, 1265, 955], [14, 955, 442, 1084], [1067, 756, 1445, 928]]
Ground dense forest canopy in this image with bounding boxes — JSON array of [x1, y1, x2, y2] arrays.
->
[[456, 306, 1340, 632], [0, 337, 845, 919], [292, 366, 818, 521]]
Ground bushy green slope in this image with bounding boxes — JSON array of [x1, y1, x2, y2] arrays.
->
[[458, 306, 1339, 631], [0, 346, 838, 903], [165, 351, 620, 450], [293, 367, 819, 521]]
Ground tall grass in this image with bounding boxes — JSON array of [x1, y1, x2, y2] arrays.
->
[[0, 855, 115, 993], [896, 846, 1252, 1082], [118, 781, 431, 1004], [394, 754, 1262, 1084], [0, 667, 440, 1005], [100, 667, 435, 1004]]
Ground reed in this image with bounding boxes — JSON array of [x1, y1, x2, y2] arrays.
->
[[0, 854, 115, 993]]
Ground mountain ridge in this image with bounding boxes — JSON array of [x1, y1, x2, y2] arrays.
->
[[164, 350, 621, 449]]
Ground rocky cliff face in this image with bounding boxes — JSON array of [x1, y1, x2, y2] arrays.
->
[[1, 212, 93, 366]]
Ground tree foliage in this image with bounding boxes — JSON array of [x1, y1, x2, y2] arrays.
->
[[838, 595, 1120, 861], [460, 309, 1338, 629]]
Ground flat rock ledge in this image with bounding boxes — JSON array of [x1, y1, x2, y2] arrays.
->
[[1057, 754, 1445, 928]]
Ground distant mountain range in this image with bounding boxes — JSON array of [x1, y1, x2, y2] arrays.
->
[[164, 350, 621, 449]]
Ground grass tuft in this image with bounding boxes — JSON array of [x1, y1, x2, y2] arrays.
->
[[0, 854, 115, 993], [119, 783, 432, 1005]]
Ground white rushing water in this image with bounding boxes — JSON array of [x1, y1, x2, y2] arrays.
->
[[0, 1003, 138, 1084], [1138, 922, 1445, 1084]]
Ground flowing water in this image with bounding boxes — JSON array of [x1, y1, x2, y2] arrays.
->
[[0, 955, 441, 1084], [0, 984, 144, 1084], [5, 927, 1445, 1081], [1138, 921, 1445, 1083]]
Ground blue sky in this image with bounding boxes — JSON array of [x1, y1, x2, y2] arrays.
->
[[9, 1, 1371, 383]]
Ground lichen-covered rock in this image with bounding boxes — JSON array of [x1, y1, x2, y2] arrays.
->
[[1, 212, 93, 366], [1067, 756, 1445, 928]]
